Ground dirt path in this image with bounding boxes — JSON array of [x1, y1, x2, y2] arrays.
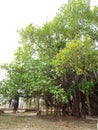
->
[[0, 112, 98, 130]]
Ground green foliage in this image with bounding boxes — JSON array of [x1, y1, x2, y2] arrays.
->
[[49, 85, 68, 103], [53, 36, 98, 93], [0, 0, 98, 105], [79, 80, 95, 91], [53, 0, 98, 42]]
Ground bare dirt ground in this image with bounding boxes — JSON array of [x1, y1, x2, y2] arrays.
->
[[0, 111, 98, 130]]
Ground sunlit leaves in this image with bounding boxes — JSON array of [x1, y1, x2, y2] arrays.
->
[[53, 36, 98, 92]]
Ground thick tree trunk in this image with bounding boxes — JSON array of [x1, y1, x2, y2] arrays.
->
[[12, 97, 19, 113], [86, 92, 91, 116], [35, 92, 41, 116], [72, 93, 81, 118]]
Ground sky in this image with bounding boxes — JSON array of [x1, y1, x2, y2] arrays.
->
[[0, 0, 98, 65], [0, 0, 67, 64]]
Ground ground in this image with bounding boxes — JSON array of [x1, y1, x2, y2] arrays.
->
[[0, 111, 98, 130]]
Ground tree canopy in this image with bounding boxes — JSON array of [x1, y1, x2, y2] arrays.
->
[[0, 0, 98, 117]]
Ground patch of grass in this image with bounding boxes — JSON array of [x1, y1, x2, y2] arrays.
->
[[0, 112, 97, 130]]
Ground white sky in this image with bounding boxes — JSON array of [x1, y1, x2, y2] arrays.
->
[[0, 0, 98, 65], [0, 0, 67, 64]]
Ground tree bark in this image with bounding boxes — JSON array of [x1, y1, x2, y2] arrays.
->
[[86, 92, 91, 116], [35, 92, 41, 116]]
